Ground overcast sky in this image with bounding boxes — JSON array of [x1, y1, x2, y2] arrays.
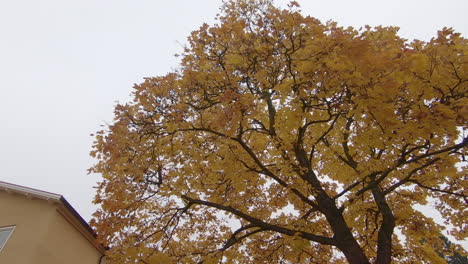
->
[[0, 0, 466, 237]]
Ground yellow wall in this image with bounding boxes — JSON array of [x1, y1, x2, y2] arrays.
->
[[0, 191, 103, 264]]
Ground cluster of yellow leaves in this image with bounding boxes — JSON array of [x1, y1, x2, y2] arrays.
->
[[90, 1, 467, 263]]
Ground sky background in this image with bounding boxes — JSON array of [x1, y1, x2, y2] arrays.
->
[[0, 0, 467, 244]]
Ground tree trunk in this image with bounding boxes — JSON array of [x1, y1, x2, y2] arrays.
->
[[316, 193, 370, 264], [338, 241, 371, 264]]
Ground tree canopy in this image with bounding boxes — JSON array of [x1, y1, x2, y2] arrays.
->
[[90, 1, 468, 263]]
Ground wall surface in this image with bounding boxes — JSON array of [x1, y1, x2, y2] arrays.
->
[[0, 191, 102, 264]]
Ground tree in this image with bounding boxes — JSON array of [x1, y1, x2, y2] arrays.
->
[[90, 1, 468, 263]]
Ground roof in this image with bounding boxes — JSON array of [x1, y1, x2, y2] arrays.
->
[[0, 181, 106, 254]]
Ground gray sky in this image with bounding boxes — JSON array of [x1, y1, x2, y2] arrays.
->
[[0, 0, 466, 237]]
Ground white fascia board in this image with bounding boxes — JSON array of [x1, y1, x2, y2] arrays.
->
[[0, 181, 62, 202]]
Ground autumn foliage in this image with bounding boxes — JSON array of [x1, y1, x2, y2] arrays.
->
[[90, 1, 467, 263]]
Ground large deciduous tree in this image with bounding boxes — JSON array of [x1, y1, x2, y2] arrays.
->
[[90, 1, 467, 263]]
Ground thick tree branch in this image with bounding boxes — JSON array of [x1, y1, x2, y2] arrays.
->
[[371, 185, 395, 264], [341, 117, 358, 169], [181, 195, 336, 246], [293, 125, 370, 264]]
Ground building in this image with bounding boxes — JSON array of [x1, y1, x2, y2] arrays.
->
[[0, 181, 106, 264]]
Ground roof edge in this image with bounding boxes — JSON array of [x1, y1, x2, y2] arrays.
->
[[0, 181, 62, 201], [59, 196, 97, 239]]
